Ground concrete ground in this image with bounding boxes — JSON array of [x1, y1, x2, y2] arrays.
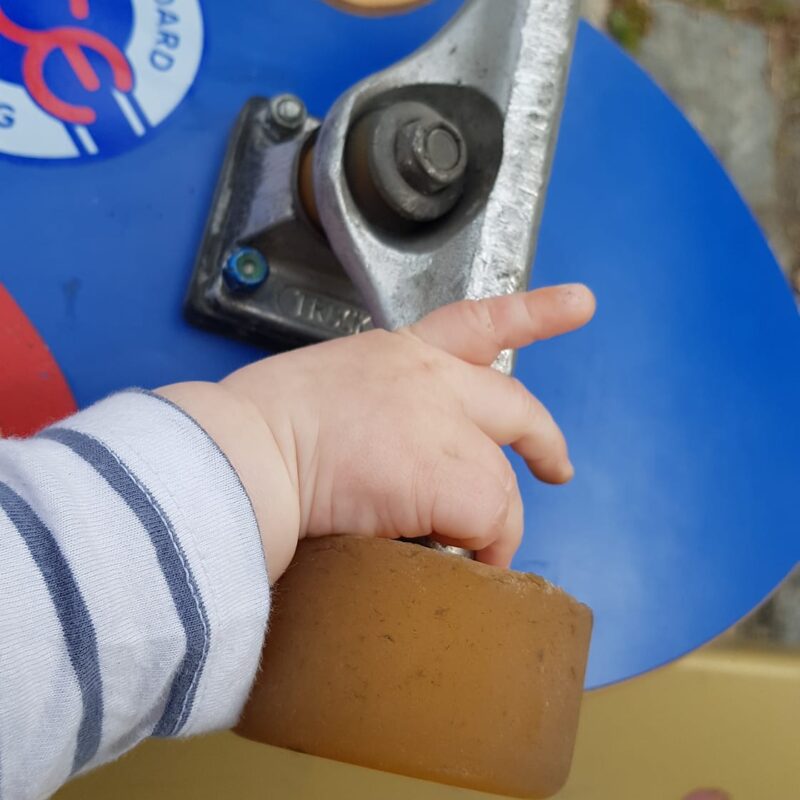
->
[[583, 0, 800, 288], [580, 0, 800, 645]]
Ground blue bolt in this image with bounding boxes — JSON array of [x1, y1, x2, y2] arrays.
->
[[223, 247, 269, 292]]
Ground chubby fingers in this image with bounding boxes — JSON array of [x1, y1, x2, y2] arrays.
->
[[406, 284, 596, 366], [406, 425, 524, 568], [455, 366, 573, 484]]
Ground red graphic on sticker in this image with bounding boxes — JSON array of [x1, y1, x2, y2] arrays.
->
[[0, 2, 133, 125]]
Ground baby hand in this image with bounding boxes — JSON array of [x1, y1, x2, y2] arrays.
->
[[158, 285, 595, 582]]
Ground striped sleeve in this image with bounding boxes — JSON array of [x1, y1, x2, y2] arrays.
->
[[0, 392, 270, 800]]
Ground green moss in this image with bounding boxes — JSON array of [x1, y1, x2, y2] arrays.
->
[[786, 48, 800, 96], [683, 0, 795, 24], [692, 0, 727, 10], [608, 1, 654, 51], [761, 0, 792, 24]]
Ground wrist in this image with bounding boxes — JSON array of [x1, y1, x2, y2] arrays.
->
[[155, 381, 300, 583]]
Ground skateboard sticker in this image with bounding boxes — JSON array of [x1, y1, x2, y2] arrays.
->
[[0, 0, 204, 160]]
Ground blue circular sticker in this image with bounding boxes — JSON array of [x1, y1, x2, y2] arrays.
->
[[0, 0, 204, 161]]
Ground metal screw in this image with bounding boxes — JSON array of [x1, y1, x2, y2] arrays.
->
[[396, 119, 468, 196], [267, 94, 307, 139], [223, 248, 269, 292]]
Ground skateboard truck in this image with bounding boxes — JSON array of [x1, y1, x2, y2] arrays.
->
[[187, 0, 579, 376], [192, 2, 590, 797]]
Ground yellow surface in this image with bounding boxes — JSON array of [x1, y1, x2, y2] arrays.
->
[[57, 643, 800, 800], [324, 0, 432, 15]]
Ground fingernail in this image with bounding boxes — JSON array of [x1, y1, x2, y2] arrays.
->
[[562, 460, 575, 482]]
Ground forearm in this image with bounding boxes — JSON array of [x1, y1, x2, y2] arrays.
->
[[0, 392, 269, 800]]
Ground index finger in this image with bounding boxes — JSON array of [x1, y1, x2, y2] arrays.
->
[[404, 284, 596, 366]]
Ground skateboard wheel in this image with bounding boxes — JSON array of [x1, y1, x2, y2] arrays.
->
[[324, 0, 431, 15], [237, 536, 592, 798]]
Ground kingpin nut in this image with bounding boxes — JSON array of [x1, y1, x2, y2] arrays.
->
[[345, 101, 469, 227], [395, 118, 468, 196]]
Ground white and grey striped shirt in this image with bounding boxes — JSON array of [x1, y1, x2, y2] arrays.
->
[[0, 391, 270, 800]]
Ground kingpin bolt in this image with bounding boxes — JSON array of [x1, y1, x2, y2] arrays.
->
[[267, 94, 308, 139], [223, 248, 269, 292], [395, 118, 468, 196], [345, 101, 469, 226]]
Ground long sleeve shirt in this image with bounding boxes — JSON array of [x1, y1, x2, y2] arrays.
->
[[0, 391, 271, 800]]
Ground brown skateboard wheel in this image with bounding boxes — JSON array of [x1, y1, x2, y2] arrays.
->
[[324, 0, 432, 15], [237, 537, 592, 799]]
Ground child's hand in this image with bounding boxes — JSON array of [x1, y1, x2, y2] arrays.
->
[[158, 285, 595, 582]]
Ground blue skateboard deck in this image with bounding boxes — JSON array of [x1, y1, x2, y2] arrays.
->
[[1, 0, 798, 689]]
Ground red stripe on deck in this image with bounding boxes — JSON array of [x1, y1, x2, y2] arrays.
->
[[0, 285, 77, 438]]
